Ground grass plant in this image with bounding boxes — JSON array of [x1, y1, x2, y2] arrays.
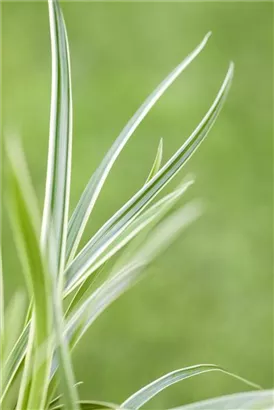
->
[[1, 0, 272, 409]]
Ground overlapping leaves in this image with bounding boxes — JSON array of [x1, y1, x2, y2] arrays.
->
[[1, 0, 264, 409]]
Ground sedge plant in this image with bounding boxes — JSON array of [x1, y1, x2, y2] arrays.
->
[[1, 0, 273, 409]]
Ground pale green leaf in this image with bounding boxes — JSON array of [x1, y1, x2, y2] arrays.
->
[[64, 62, 234, 296], [65, 264, 107, 321], [121, 365, 261, 410], [65, 179, 193, 321], [3, 291, 26, 366], [15, 319, 34, 410], [66, 202, 202, 348], [41, 0, 72, 276], [64, 179, 193, 298], [6, 138, 52, 410], [62, 181, 194, 360], [47, 381, 83, 409], [145, 138, 163, 183], [46, 1, 79, 408], [1, 323, 29, 403], [66, 32, 211, 263], [169, 390, 274, 410], [47, 199, 200, 388]]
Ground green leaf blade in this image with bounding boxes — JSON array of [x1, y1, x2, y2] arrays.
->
[[145, 138, 163, 183], [45, 1, 79, 409], [2, 291, 26, 366], [42, 0, 73, 276], [1, 324, 29, 404], [66, 32, 211, 263], [65, 179, 193, 298], [64, 62, 234, 296], [6, 138, 52, 410], [121, 365, 221, 410], [121, 364, 260, 410], [65, 202, 202, 350]]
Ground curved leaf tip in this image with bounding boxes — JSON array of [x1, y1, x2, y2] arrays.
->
[[121, 363, 260, 410]]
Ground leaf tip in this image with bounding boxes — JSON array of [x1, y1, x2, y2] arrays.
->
[[229, 60, 235, 75], [201, 31, 212, 47], [205, 31, 212, 41]]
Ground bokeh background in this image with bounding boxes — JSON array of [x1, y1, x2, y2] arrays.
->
[[2, 1, 273, 408]]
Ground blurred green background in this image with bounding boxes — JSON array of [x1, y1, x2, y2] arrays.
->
[[2, 1, 273, 408]]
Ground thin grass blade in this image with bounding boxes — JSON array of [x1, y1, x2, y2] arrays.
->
[[1, 323, 30, 403], [48, 201, 200, 390], [65, 179, 193, 317], [15, 319, 34, 410], [41, 0, 72, 276], [65, 63, 234, 296], [121, 365, 261, 410], [6, 138, 52, 410], [65, 264, 106, 319], [2, 291, 26, 365], [145, 138, 163, 183], [66, 33, 211, 263], [62, 181, 194, 358], [66, 202, 202, 348], [65, 179, 193, 299], [46, 1, 79, 409], [169, 390, 274, 410]]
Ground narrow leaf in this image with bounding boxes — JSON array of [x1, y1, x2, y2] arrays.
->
[[66, 32, 212, 263], [65, 178, 192, 321], [3, 291, 26, 365], [1, 323, 29, 403], [47, 382, 83, 409], [65, 264, 107, 319], [145, 138, 163, 183], [15, 319, 34, 410], [121, 365, 261, 410], [65, 179, 193, 298], [65, 62, 234, 296], [41, 0, 72, 276], [63, 181, 193, 358], [48, 200, 200, 387], [6, 138, 52, 410], [46, 1, 79, 409], [66, 202, 202, 348]]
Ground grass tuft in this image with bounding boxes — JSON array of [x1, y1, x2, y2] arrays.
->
[[1, 1, 270, 409]]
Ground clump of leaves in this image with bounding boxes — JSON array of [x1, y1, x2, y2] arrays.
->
[[1, 0, 272, 409]]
